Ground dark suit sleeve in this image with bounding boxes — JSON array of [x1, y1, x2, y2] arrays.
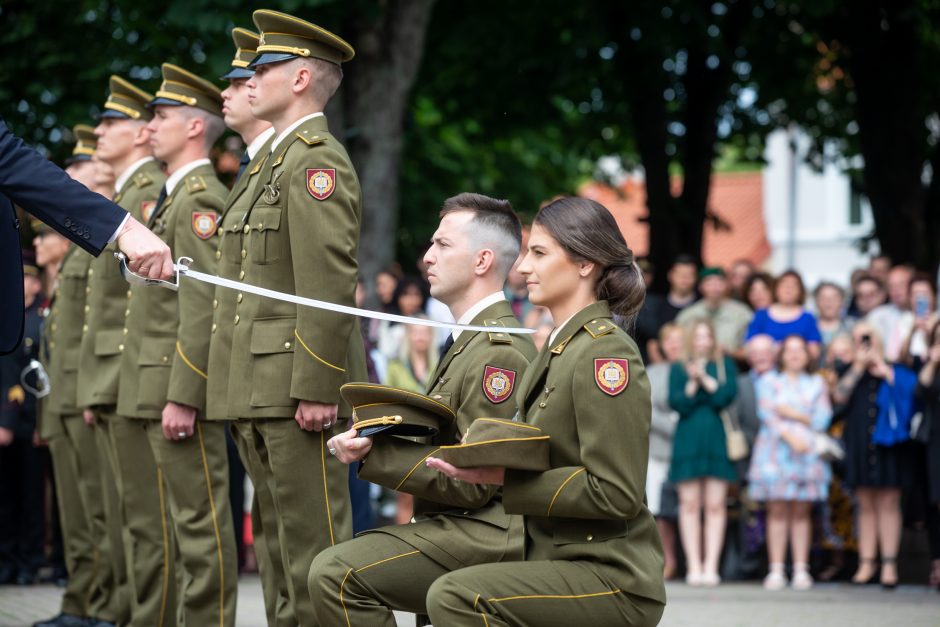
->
[[0, 117, 126, 255]]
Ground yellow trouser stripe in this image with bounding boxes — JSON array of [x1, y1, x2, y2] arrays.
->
[[196, 423, 226, 627], [487, 589, 622, 603], [395, 448, 441, 491], [176, 341, 208, 379], [157, 468, 170, 627], [340, 551, 421, 626], [295, 330, 345, 372], [321, 431, 335, 546], [474, 594, 490, 627], [547, 467, 585, 516]]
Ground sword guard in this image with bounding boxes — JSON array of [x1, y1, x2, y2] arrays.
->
[[114, 251, 182, 291]]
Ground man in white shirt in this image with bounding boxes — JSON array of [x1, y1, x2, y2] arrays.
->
[[866, 264, 913, 361]]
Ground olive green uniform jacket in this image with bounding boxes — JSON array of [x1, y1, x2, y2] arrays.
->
[[40, 246, 91, 438], [358, 300, 536, 569], [501, 301, 667, 603], [78, 159, 164, 408], [116, 162, 226, 419], [225, 114, 366, 420], [206, 136, 272, 421]]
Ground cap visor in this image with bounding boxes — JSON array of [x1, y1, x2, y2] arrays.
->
[[221, 67, 255, 80], [98, 109, 132, 120], [64, 155, 93, 166], [247, 52, 299, 68], [357, 424, 439, 438], [146, 97, 185, 109]]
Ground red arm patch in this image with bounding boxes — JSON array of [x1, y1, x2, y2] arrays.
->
[[483, 365, 516, 404], [306, 168, 336, 200], [594, 358, 629, 396], [191, 211, 219, 240]]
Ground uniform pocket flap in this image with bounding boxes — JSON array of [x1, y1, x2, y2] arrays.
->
[[250, 318, 296, 355], [94, 329, 126, 356], [250, 206, 282, 232], [138, 336, 176, 366], [552, 518, 628, 546]]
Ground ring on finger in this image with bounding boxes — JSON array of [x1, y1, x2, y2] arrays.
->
[[324, 421, 332, 428], [177, 432, 187, 439]]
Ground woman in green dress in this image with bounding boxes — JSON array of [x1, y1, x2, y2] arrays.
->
[[668, 319, 738, 586], [425, 197, 666, 626]]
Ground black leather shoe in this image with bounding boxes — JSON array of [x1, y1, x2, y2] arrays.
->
[[32, 613, 89, 627]]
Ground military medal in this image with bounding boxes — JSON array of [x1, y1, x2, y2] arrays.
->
[[594, 358, 629, 396], [262, 170, 283, 204], [483, 365, 516, 404]]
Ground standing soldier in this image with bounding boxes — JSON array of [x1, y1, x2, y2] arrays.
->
[[33, 128, 121, 627], [225, 9, 365, 624], [207, 26, 292, 626], [310, 194, 536, 624], [116, 63, 237, 627], [79, 76, 163, 627]]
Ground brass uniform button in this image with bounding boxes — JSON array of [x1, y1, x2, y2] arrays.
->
[[84, 305, 90, 313], [127, 290, 132, 298], [125, 308, 131, 317], [87, 268, 94, 276], [213, 299, 218, 309], [239, 270, 245, 280], [284, 341, 291, 349], [241, 249, 247, 259], [539, 402, 547, 408], [586, 534, 594, 542], [236, 293, 243, 303], [211, 323, 217, 333], [215, 250, 221, 260], [123, 328, 128, 335], [234, 315, 240, 325], [162, 355, 169, 363], [85, 286, 91, 294], [82, 324, 88, 333], [118, 344, 124, 352], [243, 224, 250, 234]]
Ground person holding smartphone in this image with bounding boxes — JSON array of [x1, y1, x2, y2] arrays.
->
[[898, 272, 938, 370]]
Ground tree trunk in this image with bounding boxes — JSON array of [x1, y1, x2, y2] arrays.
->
[[840, 0, 929, 267], [341, 0, 436, 294]]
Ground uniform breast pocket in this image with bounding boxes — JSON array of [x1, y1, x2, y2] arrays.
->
[[136, 336, 176, 411], [248, 206, 283, 266], [249, 317, 296, 407]]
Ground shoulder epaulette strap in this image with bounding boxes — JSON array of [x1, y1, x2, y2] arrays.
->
[[184, 174, 207, 194], [484, 318, 513, 344], [296, 128, 327, 146], [133, 171, 153, 188], [584, 318, 616, 339]]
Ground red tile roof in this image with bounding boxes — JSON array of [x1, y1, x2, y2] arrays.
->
[[579, 171, 769, 269]]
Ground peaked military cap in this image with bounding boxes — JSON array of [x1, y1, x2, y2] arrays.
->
[[249, 9, 355, 68], [221, 27, 261, 80], [149, 63, 223, 117], [341, 383, 455, 438], [65, 124, 97, 165], [100, 75, 154, 121], [439, 418, 551, 471]]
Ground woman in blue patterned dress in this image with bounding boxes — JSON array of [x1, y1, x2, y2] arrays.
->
[[749, 335, 832, 591]]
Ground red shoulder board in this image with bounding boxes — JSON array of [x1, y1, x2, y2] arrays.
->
[[192, 212, 219, 240], [307, 168, 336, 200], [595, 358, 629, 396], [483, 365, 516, 404]]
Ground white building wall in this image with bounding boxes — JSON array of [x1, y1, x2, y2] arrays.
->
[[762, 127, 875, 290]]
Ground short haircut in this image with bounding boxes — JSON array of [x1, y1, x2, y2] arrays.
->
[[182, 107, 225, 149], [855, 272, 884, 292], [813, 281, 845, 300], [671, 254, 697, 271], [300, 57, 343, 103], [440, 193, 522, 278]]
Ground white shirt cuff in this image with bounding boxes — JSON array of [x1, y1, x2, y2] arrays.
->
[[108, 212, 131, 243]]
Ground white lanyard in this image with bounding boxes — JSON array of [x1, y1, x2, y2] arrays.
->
[[116, 254, 534, 335]]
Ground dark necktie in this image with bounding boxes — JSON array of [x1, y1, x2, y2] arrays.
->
[[149, 185, 168, 226], [438, 334, 455, 362], [236, 152, 251, 182]]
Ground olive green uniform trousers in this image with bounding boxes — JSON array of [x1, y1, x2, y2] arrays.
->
[[110, 416, 178, 627]]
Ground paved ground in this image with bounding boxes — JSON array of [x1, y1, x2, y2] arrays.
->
[[1, 577, 938, 626]]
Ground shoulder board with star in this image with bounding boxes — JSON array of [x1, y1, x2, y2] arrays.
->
[[133, 171, 154, 188], [583, 318, 616, 339], [295, 128, 327, 146], [484, 318, 513, 344], [184, 175, 208, 194]]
